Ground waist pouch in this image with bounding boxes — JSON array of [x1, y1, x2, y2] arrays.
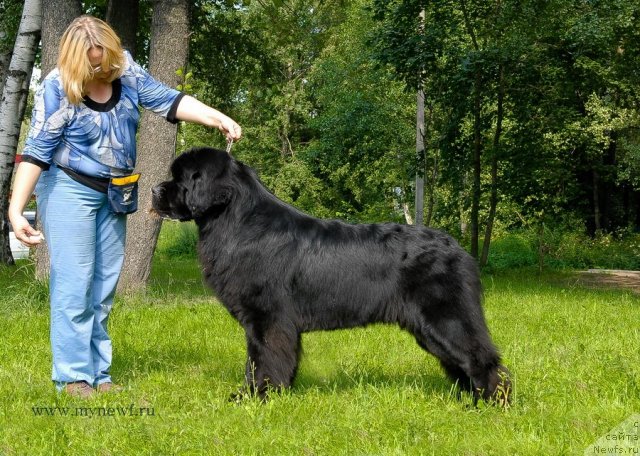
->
[[108, 174, 141, 215]]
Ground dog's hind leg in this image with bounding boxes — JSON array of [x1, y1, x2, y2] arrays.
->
[[243, 322, 301, 398], [439, 360, 473, 393], [409, 311, 510, 405]]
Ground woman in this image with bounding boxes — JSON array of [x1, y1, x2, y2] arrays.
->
[[8, 15, 242, 398]]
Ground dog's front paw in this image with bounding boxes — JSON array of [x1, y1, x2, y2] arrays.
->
[[228, 388, 270, 404], [228, 389, 251, 403]]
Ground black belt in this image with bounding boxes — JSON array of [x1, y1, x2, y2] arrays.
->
[[60, 167, 110, 193]]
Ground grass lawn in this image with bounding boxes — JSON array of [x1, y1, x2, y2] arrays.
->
[[0, 227, 638, 455]]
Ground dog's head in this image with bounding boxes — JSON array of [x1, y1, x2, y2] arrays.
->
[[151, 147, 235, 221]]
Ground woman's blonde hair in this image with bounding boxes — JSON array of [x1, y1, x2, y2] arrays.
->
[[58, 15, 125, 104]]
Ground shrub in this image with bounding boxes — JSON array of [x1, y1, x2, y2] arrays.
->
[[486, 228, 640, 271]]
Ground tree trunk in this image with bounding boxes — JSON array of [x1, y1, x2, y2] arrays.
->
[[106, 0, 139, 58], [424, 103, 437, 226], [414, 8, 425, 227], [460, 172, 468, 237], [537, 219, 545, 273], [0, 0, 23, 95], [470, 70, 482, 259], [279, 62, 294, 158], [592, 169, 601, 232], [480, 64, 504, 268], [601, 131, 617, 231], [118, 0, 189, 292], [635, 191, 640, 231], [41, 0, 81, 76], [0, 0, 41, 266], [460, 0, 482, 258], [34, 0, 81, 280], [415, 88, 425, 226], [402, 202, 413, 225]]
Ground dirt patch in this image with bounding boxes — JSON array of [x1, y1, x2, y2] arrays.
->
[[571, 269, 640, 295]]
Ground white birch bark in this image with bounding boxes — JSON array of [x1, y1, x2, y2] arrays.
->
[[0, 0, 41, 265]]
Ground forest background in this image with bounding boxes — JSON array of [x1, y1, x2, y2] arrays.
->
[[1, 0, 639, 280]]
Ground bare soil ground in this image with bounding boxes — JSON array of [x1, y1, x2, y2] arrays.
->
[[571, 269, 640, 295]]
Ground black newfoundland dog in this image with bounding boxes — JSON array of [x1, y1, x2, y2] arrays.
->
[[152, 147, 510, 404]]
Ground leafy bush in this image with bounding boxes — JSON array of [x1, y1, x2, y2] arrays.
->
[[485, 232, 538, 270], [486, 228, 640, 271], [544, 229, 640, 270]]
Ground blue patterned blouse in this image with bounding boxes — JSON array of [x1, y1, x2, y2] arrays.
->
[[22, 50, 184, 178]]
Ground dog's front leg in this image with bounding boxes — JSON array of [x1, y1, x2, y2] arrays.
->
[[239, 323, 301, 399]]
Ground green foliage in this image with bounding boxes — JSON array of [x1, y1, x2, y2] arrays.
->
[[175, 67, 194, 93], [486, 232, 538, 270], [269, 158, 334, 218], [617, 132, 640, 187], [0, 0, 22, 53], [189, 0, 269, 112], [303, 0, 415, 222], [544, 229, 640, 270], [371, 0, 640, 236], [8, 0, 640, 265], [185, 0, 415, 221], [486, 228, 640, 271]]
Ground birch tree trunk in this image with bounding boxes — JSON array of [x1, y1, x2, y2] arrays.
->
[[34, 0, 82, 280], [424, 104, 438, 227], [414, 8, 426, 226], [415, 88, 425, 226], [118, 0, 189, 292], [0, 0, 41, 265], [0, 0, 23, 95]]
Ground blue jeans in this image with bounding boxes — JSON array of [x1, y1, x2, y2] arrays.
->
[[36, 165, 125, 389]]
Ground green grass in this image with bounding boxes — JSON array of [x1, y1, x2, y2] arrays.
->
[[0, 226, 638, 454]]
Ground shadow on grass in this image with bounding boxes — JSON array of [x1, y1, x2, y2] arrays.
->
[[117, 350, 459, 403], [293, 368, 454, 397], [112, 333, 458, 400]]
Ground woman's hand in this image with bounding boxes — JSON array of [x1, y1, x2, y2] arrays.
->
[[175, 95, 242, 142], [9, 162, 43, 248], [9, 213, 43, 247], [218, 116, 242, 142]]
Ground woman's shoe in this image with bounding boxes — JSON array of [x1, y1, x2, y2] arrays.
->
[[96, 382, 124, 393], [64, 381, 95, 399]]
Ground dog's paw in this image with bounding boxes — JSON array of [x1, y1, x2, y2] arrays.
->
[[228, 388, 269, 404], [228, 389, 251, 404]]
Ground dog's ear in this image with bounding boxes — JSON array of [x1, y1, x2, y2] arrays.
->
[[185, 171, 233, 218]]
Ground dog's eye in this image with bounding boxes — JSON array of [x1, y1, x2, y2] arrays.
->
[[192, 171, 201, 181]]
